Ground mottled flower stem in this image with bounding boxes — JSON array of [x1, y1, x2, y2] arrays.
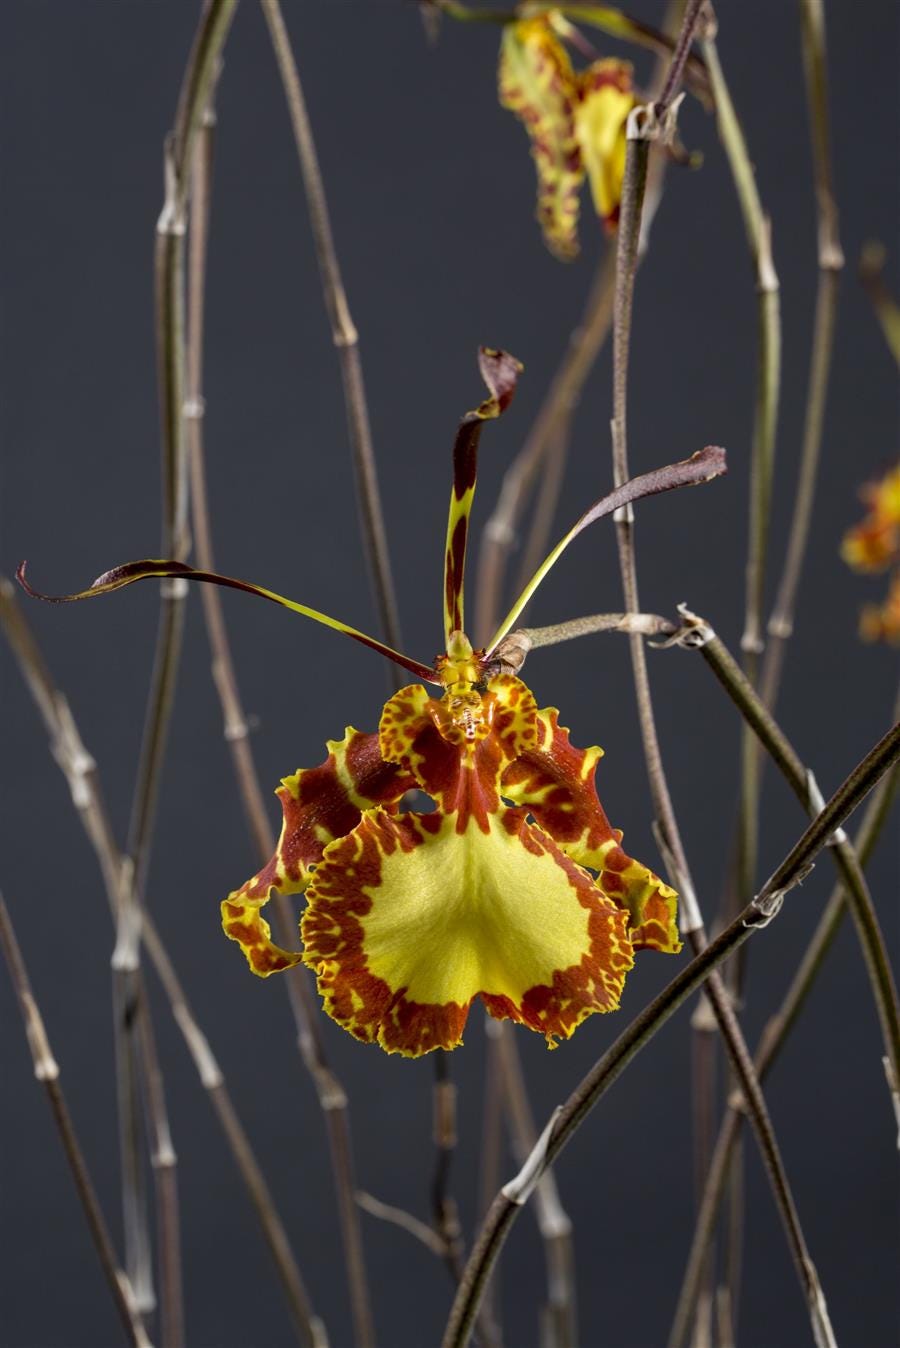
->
[[441, 714, 900, 1348], [667, 754, 899, 1348], [180, 42, 376, 1348], [609, 14, 831, 1348], [0, 894, 153, 1348], [260, 0, 403, 684], [0, 579, 326, 1347], [110, 4, 239, 1334]]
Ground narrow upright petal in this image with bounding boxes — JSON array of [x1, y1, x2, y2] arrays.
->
[[443, 349, 522, 643]]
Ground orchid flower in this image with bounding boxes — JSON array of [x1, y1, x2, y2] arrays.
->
[[19, 349, 726, 1056], [842, 462, 900, 644], [498, 14, 637, 258]]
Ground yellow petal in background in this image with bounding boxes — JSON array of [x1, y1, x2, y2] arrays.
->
[[574, 59, 636, 230], [499, 18, 584, 259], [841, 463, 900, 573]]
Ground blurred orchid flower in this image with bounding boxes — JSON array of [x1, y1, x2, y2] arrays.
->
[[843, 463, 900, 644], [499, 14, 637, 258]]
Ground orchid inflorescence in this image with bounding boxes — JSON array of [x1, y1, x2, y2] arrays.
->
[[20, 349, 726, 1056]]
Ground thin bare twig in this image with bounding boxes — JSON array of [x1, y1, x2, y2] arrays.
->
[[668, 757, 899, 1348], [109, 5, 240, 1332], [183, 15, 377, 1345], [0, 894, 153, 1348], [356, 1192, 447, 1257], [431, 1051, 466, 1281], [478, 1020, 506, 1346], [493, 1024, 577, 1348], [440, 713, 900, 1347], [761, 0, 844, 709], [260, 0, 403, 679], [609, 8, 830, 1336], [0, 578, 324, 1348], [692, 626, 900, 1102]]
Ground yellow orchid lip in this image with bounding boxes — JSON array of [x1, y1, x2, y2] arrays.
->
[[220, 670, 680, 1057], [18, 350, 727, 1056]]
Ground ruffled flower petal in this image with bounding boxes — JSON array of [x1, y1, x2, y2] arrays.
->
[[221, 728, 414, 975], [501, 708, 681, 953], [301, 806, 633, 1056]]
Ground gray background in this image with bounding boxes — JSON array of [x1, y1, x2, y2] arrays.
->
[[1, 2, 898, 1346]]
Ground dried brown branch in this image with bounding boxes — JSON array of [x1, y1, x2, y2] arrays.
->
[[0, 894, 153, 1348], [260, 0, 403, 679], [182, 15, 378, 1344], [441, 710, 900, 1347], [0, 578, 323, 1348]]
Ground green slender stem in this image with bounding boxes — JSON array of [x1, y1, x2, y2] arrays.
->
[[512, 406, 574, 617], [668, 759, 899, 1348], [260, 0, 403, 689], [441, 714, 900, 1348], [0, 895, 152, 1348]]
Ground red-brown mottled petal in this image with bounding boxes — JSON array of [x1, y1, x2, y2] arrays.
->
[[501, 707, 681, 954], [221, 728, 414, 976]]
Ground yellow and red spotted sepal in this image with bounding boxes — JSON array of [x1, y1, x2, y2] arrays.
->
[[221, 727, 415, 975], [228, 650, 680, 1056], [502, 708, 681, 954]]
